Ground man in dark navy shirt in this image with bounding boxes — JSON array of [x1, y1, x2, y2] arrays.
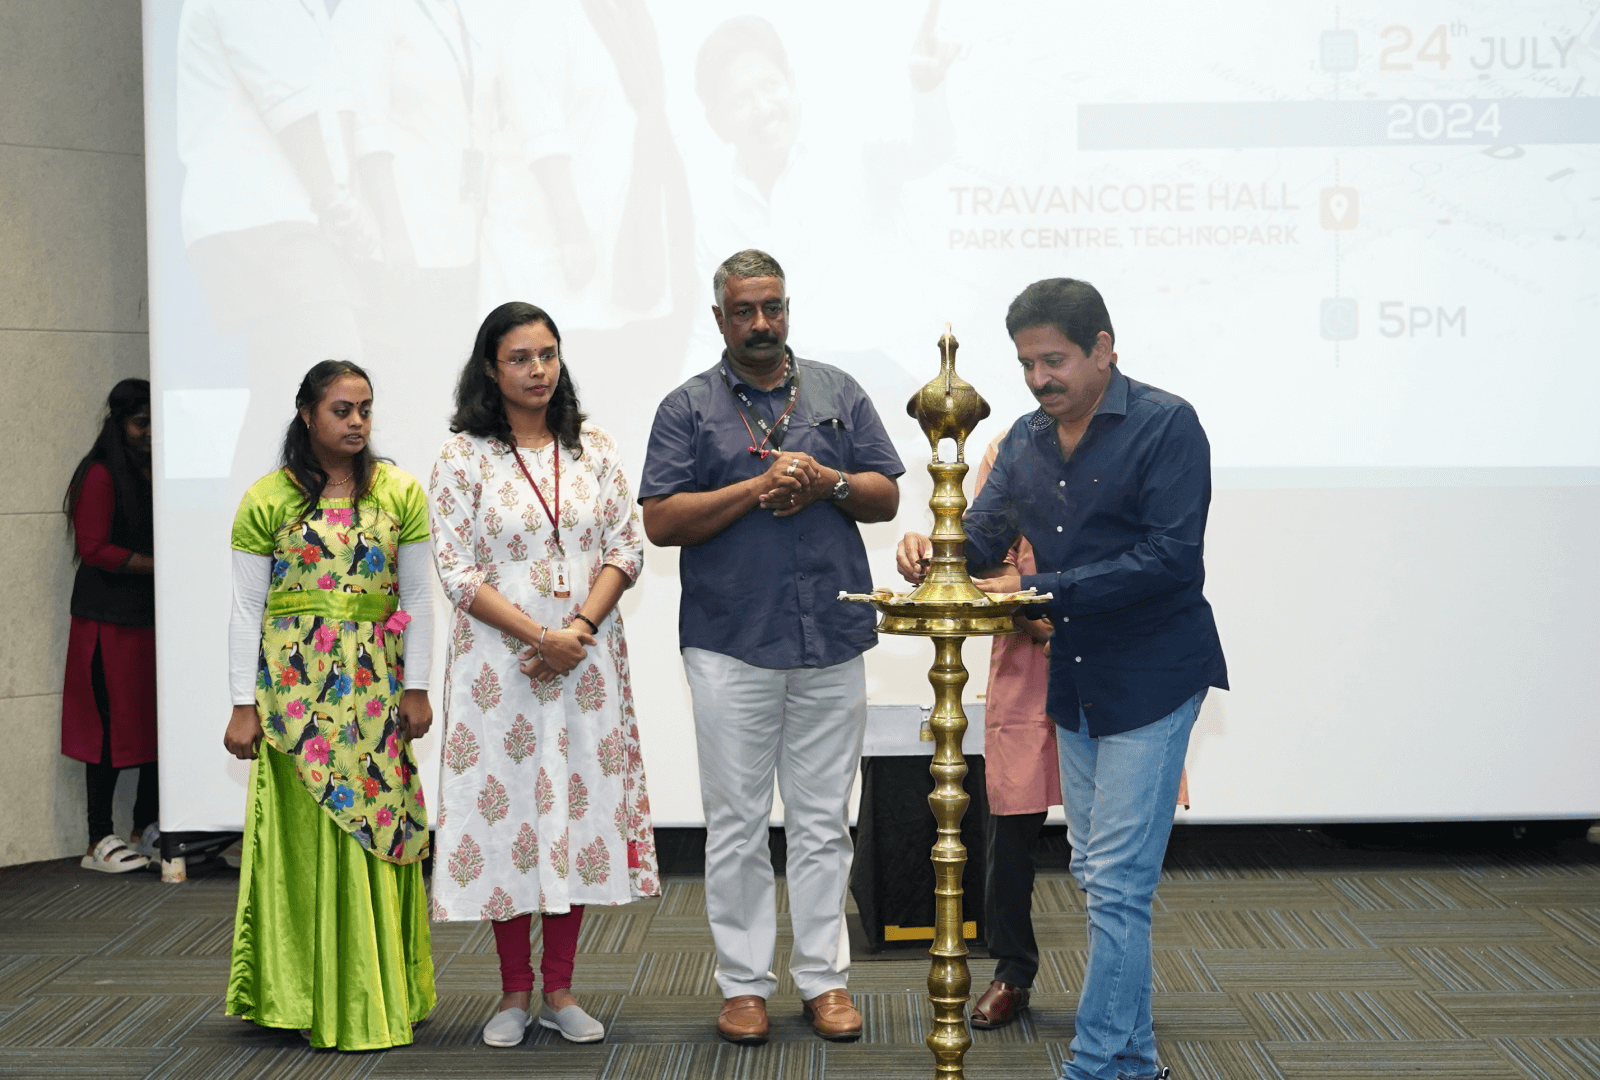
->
[[639, 249, 903, 1045], [897, 278, 1225, 1080]]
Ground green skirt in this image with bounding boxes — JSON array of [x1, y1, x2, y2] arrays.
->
[[226, 742, 436, 1050]]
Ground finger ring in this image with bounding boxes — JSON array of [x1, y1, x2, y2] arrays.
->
[[787, 462, 797, 474]]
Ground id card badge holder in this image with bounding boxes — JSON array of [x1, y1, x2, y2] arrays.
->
[[552, 557, 572, 599]]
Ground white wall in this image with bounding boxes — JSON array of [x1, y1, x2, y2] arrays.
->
[[0, 0, 151, 867]]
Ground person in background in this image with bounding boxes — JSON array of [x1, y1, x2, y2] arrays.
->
[[968, 428, 1058, 1027], [62, 379, 159, 873], [223, 360, 436, 1050], [428, 302, 659, 1049]]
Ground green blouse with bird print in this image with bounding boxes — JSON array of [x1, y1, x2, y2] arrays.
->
[[231, 464, 431, 865]]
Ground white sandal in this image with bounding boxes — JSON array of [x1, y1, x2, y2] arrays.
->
[[81, 834, 150, 874]]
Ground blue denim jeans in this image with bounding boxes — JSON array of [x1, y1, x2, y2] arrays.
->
[[1056, 689, 1205, 1080]]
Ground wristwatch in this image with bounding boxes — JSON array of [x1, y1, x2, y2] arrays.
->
[[829, 470, 851, 502]]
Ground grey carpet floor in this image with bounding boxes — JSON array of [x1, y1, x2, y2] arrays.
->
[[2, 823, 1597, 1079]]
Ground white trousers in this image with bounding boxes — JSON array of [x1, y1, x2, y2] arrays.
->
[[683, 648, 868, 1000]]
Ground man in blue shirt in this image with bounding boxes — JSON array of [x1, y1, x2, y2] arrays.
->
[[897, 278, 1226, 1080], [640, 249, 904, 1044]]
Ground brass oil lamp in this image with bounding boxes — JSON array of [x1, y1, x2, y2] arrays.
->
[[841, 327, 1049, 1078]]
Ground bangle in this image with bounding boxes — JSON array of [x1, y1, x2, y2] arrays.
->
[[534, 626, 548, 657], [572, 613, 599, 634]]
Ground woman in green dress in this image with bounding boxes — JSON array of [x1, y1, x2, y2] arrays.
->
[[223, 360, 437, 1049]]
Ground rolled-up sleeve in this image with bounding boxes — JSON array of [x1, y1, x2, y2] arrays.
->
[[637, 394, 698, 501], [845, 380, 905, 479], [212, 0, 328, 134]]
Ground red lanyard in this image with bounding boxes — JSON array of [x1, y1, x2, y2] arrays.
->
[[511, 443, 561, 552], [721, 360, 799, 459]]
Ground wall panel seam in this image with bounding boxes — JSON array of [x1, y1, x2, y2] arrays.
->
[[0, 140, 142, 159], [0, 328, 149, 335]]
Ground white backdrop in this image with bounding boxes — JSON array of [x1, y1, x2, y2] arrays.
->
[[145, 0, 1600, 831]]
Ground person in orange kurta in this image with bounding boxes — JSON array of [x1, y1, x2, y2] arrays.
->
[[61, 379, 159, 873], [970, 430, 1060, 1027], [969, 430, 1189, 1028]]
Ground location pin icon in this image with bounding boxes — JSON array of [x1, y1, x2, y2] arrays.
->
[[1330, 193, 1350, 224]]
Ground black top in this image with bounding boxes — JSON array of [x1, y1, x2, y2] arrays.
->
[[69, 461, 155, 626]]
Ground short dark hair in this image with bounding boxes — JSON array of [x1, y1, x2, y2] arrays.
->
[[450, 301, 586, 457], [713, 248, 786, 309], [1005, 278, 1115, 357], [695, 15, 791, 108]]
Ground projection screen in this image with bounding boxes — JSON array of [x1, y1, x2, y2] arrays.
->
[[144, 0, 1600, 830]]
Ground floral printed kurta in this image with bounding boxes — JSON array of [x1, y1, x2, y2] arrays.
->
[[428, 426, 659, 920], [232, 465, 431, 864]]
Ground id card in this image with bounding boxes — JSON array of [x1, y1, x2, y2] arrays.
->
[[552, 558, 572, 599]]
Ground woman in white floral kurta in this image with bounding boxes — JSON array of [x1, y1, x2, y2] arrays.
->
[[429, 302, 659, 1047]]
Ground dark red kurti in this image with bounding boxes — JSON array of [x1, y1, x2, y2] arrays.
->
[[60, 462, 156, 767]]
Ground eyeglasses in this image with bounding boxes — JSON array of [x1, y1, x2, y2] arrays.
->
[[498, 350, 560, 371]]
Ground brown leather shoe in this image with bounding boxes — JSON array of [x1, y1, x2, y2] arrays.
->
[[802, 988, 863, 1041], [717, 995, 769, 1044], [970, 979, 1030, 1029]]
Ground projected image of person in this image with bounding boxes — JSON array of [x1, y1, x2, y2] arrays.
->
[[62, 380, 160, 874], [176, 0, 374, 473], [333, 0, 488, 396], [427, 302, 659, 1048], [639, 250, 903, 1044], [223, 361, 437, 1050], [683, 8, 958, 396], [477, 0, 696, 440], [897, 279, 1227, 1080]]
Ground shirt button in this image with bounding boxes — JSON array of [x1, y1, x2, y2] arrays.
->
[[1058, 480, 1065, 487], [1056, 526, 1063, 532], [1075, 656, 1082, 662]]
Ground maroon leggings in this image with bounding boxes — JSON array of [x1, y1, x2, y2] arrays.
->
[[491, 908, 584, 993]]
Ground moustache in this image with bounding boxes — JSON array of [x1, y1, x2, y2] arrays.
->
[[1033, 383, 1067, 399], [743, 333, 781, 348]]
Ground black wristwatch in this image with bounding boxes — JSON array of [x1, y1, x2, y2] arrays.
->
[[829, 470, 851, 502]]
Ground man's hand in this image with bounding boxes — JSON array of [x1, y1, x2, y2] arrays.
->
[[972, 565, 1022, 595], [758, 452, 833, 517], [908, 0, 960, 92], [397, 688, 433, 741], [1015, 612, 1054, 644], [223, 704, 262, 760], [896, 532, 933, 584]]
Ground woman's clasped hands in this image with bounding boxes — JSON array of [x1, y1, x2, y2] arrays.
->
[[519, 623, 597, 683]]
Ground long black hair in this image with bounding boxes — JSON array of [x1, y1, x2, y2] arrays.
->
[[450, 301, 586, 456], [64, 379, 152, 550], [281, 360, 387, 525]]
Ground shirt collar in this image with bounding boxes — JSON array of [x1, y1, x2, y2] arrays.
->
[[1026, 366, 1128, 432], [721, 348, 796, 393]]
